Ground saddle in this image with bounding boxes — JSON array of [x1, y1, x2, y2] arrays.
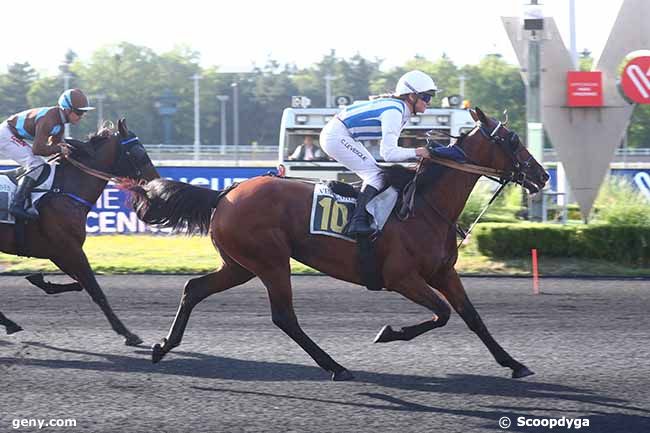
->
[[0, 164, 52, 187], [0, 163, 58, 224]]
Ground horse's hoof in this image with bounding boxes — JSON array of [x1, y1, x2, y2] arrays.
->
[[331, 369, 354, 381], [6, 324, 23, 335], [152, 339, 168, 364], [373, 325, 395, 343], [124, 334, 143, 347], [512, 366, 535, 379]]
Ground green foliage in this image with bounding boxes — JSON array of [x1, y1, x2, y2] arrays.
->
[[0, 62, 37, 118], [474, 223, 650, 266], [459, 181, 523, 227], [593, 176, 650, 225], [460, 54, 526, 135]]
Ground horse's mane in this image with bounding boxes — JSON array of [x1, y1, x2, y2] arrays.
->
[[382, 161, 446, 192]]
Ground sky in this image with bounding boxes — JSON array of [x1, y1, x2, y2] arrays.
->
[[1, 0, 624, 75]]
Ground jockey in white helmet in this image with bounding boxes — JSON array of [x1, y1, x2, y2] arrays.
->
[[319, 70, 438, 236]]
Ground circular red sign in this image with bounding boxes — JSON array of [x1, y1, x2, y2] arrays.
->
[[621, 56, 650, 103]]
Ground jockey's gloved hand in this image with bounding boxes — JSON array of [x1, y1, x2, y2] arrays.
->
[[415, 147, 431, 159], [62, 139, 93, 158], [58, 142, 73, 158]]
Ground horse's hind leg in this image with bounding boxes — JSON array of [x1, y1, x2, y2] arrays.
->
[[152, 258, 255, 363], [434, 268, 533, 379], [374, 275, 452, 343], [254, 262, 352, 381], [0, 311, 23, 335], [51, 251, 142, 346]]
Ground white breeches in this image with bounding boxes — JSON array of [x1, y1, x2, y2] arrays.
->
[[0, 122, 45, 171], [319, 119, 384, 190]]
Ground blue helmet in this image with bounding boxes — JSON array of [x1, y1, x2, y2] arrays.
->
[[58, 89, 94, 112]]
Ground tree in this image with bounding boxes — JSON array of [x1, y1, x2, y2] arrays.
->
[[0, 62, 37, 118], [461, 54, 526, 135]]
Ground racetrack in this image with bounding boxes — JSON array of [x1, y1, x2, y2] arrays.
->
[[1, 275, 649, 433]]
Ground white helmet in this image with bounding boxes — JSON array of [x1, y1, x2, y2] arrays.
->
[[394, 70, 438, 97]]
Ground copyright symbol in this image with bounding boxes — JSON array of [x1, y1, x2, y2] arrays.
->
[[499, 416, 511, 429]]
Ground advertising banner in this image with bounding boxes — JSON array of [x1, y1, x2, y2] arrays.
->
[[566, 71, 603, 107], [86, 166, 275, 233], [621, 56, 650, 104]]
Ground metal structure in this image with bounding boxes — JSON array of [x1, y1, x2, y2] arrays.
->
[[503, 0, 650, 221]]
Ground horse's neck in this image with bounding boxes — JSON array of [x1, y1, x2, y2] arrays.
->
[[425, 168, 481, 223], [63, 161, 109, 204]]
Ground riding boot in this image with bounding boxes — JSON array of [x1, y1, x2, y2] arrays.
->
[[346, 185, 379, 237], [10, 176, 38, 220]]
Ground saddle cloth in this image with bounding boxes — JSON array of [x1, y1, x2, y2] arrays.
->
[[0, 163, 57, 224], [309, 183, 399, 241]]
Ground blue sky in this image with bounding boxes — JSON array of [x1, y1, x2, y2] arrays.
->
[[2, 0, 623, 74]]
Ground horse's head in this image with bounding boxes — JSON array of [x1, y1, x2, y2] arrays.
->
[[80, 118, 159, 182], [456, 107, 549, 193]]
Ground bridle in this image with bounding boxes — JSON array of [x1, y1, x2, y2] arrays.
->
[[411, 118, 540, 247], [475, 121, 534, 188], [428, 121, 533, 188], [65, 133, 151, 183]]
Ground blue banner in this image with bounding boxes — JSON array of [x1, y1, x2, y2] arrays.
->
[[545, 167, 650, 201], [89, 166, 274, 234]]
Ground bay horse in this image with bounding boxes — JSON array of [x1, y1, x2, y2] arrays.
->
[[127, 108, 549, 379], [0, 119, 159, 345]]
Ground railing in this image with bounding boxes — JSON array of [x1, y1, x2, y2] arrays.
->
[[143, 143, 650, 162], [544, 148, 650, 158], [144, 144, 278, 161]]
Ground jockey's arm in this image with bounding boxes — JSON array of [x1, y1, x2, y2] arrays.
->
[[379, 109, 417, 162], [32, 122, 64, 157]]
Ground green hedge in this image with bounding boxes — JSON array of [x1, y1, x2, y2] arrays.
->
[[474, 223, 650, 266]]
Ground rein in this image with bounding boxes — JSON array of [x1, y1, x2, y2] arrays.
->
[[413, 122, 523, 247], [64, 155, 128, 184]]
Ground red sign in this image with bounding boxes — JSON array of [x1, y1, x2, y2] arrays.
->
[[567, 71, 603, 107], [621, 56, 650, 104]]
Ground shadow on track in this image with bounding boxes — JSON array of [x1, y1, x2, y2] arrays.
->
[[3, 341, 649, 428]]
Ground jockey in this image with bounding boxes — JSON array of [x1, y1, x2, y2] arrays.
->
[[0, 88, 94, 220], [320, 70, 437, 236]]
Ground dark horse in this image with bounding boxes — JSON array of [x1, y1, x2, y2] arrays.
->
[[0, 119, 159, 345], [127, 108, 549, 379]]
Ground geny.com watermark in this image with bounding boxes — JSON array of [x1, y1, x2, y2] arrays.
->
[[12, 418, 77, 430], [499, 416, 590, 429]]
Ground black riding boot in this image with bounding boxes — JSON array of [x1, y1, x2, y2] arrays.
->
[[10, 176, 38, 220], [346, 185, 379, 237]]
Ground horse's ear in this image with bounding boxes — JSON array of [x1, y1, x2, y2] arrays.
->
[[469, 108, 479, 122], [474, 107, 489, 124], [118, 118, 128, 138]]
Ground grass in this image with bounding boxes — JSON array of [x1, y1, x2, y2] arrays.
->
[[0, 234, 648, 277]]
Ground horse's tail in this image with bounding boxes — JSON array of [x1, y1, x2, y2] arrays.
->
[[124, 178, 223, 235]]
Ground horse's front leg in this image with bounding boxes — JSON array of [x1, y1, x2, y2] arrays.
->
[[50, 251, 142, 346], [0, 311, 23, 334], [432, 268, 534, 378], [374, 274, 452, 343], [25, 272, 83, 294]]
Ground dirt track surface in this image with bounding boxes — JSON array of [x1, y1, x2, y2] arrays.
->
[[1, 275, 649, 433]]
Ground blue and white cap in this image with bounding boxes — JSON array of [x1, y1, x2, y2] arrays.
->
[[58, 89, 95, 111]]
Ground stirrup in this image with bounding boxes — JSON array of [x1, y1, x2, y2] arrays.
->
[[10, 207, 37, 221]]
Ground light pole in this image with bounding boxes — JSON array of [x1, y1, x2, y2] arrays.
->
[[216, 95, 229, 155], [459, 74, 466, 101], [231, 82, 239, 161], [91, 94, 106, 130], [324, 74, 334, 108], [63, 72, 72, 136], [192, 73, 202, 161], [524, 0, 544, 220]]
